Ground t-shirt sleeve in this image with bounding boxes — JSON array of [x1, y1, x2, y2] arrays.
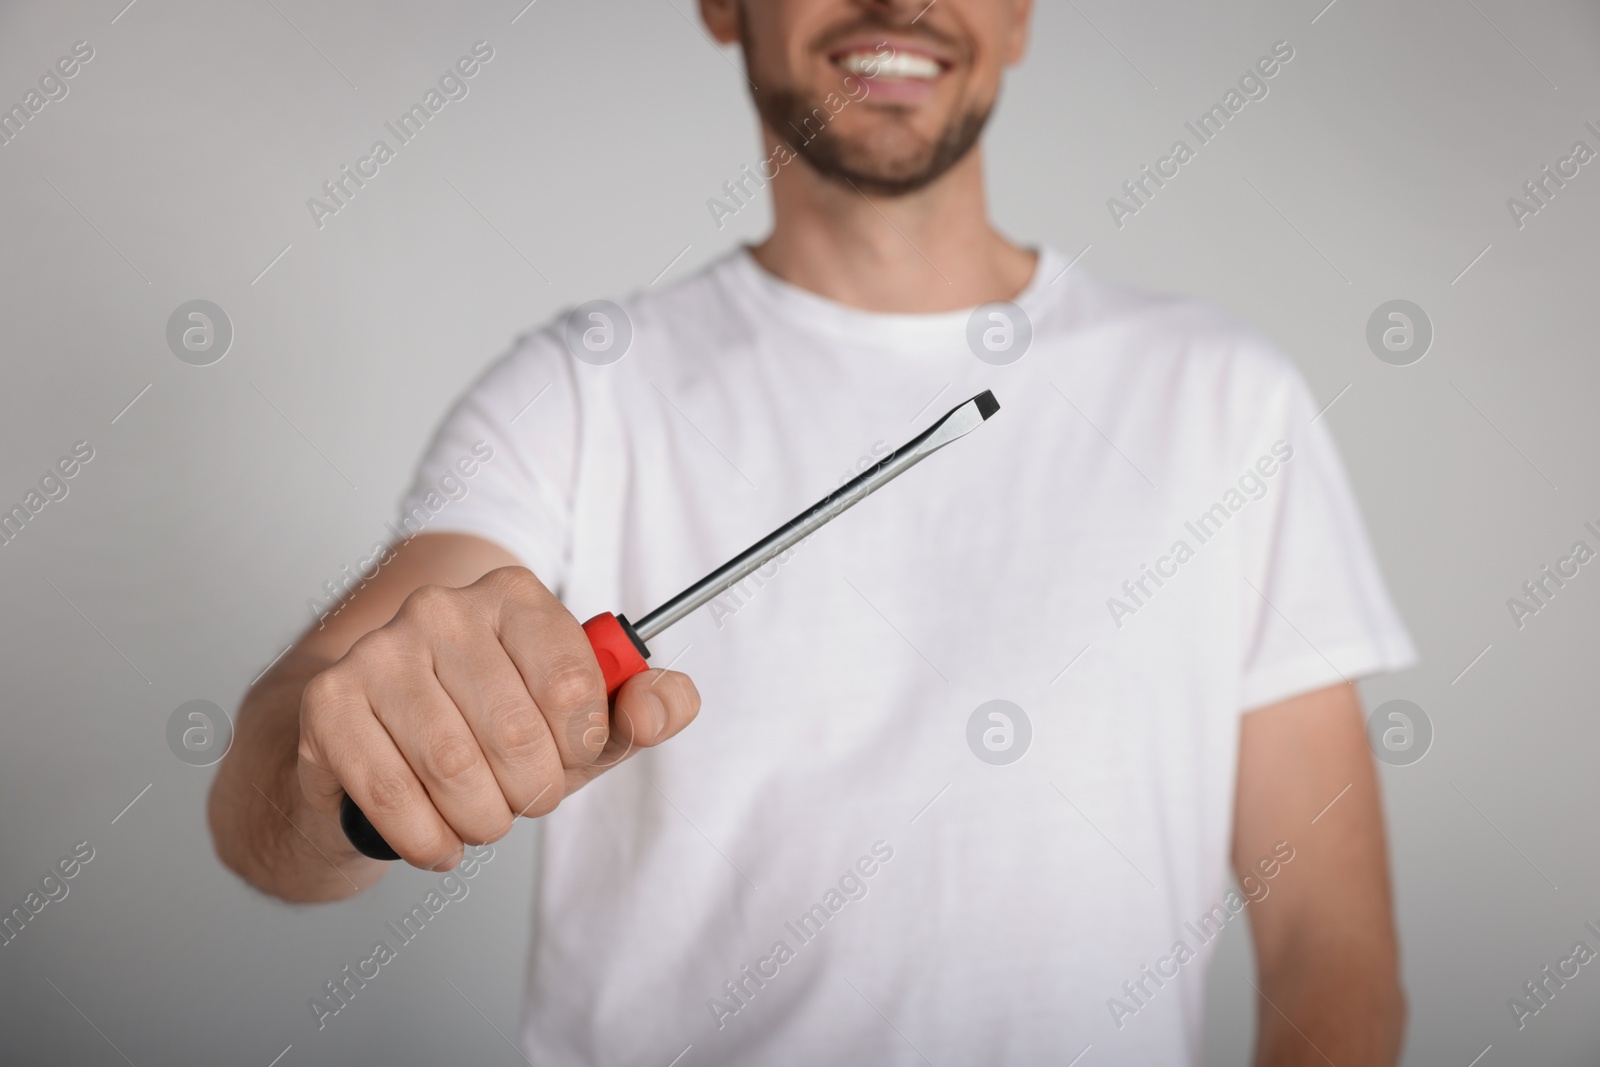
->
[[1236, 361, 1418, 712], [397, 330, 578, 591]]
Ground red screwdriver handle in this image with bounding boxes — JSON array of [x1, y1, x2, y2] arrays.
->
[[581, 611, 652, 696], [340, 610, 652, 861]]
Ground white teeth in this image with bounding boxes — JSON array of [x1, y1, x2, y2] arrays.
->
[[837, 50, 942, 80]]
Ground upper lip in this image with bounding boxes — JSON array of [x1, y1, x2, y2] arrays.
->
[[826, 35, 957, 69]]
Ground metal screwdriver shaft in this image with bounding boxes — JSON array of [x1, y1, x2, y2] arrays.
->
[[632, 389, 1000, 640], [341, 390, 1000, 861]]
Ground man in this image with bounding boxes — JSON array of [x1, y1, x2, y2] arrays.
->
[[209, 1, 1415, 1063]]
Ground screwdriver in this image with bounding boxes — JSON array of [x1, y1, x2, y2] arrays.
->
[[341, 389, 1000, 860]]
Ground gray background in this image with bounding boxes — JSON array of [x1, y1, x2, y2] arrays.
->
[[1, 0, 1596, 1063]]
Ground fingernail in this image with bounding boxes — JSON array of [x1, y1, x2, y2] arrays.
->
[[432, 850, 462, 873], [646, 691, 668, 742]]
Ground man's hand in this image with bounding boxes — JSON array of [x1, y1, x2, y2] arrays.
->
[[208, 533, 700, 901], [1235, 682, 1404, 1067], [298, 566, 699, 872]]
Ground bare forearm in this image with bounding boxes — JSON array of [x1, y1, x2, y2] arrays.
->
[[207, 653, 387, 903], [1235, 686, 1406, 1067], [207, 534, 701, 900], [1253, 934, 1404, 1067]]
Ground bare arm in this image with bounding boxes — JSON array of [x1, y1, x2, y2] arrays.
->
[[1234, 682, 1404, 1067], [207, 532, 700, 903]]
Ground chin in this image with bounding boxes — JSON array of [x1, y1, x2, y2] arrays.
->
[[831, 116, 941, 161]]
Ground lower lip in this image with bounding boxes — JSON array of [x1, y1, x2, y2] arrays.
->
[[838, 66, 943, 103], [859, 75, 940, 103]]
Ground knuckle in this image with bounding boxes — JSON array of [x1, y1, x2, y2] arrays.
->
[[542, 657, 603, 718], [365, 771, 412, 813], [404, 583, 456, 614], [401, 585, 471, 633], [348, 626, 414, 667], [486, 695, 547, 756], [423, 732, 482, 784], [483, 565, 542, 601], [300, 676, 361, 744], [300, 668, 348, 715]]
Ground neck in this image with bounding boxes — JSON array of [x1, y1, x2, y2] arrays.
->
[[750, 134, 1036, 314]]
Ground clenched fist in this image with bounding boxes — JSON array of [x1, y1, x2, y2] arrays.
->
[[295, 566, 699, 871]]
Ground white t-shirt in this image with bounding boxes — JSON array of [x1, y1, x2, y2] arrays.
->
[[402, 247, 1416, 1066]]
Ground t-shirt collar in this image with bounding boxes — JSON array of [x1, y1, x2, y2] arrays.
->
[[723, 243, 1065, 352]]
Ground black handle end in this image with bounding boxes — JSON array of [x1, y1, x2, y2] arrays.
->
[[341, 794, 401, 861]]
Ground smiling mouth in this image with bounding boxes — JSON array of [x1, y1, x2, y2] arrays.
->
[[832, 47, 947, 81]]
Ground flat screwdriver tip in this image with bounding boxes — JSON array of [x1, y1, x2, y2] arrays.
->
[[974, 390, 1000, 420]]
